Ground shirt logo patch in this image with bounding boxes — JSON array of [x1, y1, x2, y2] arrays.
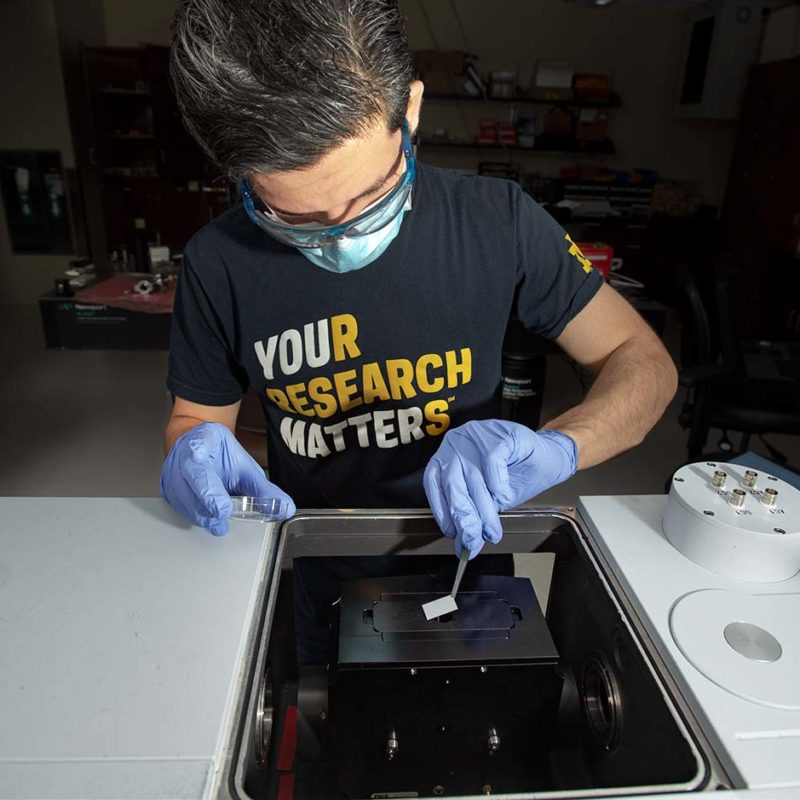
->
[[565, 233, 593, 274]]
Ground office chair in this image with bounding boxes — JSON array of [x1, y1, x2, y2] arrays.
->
[[675, 259, 800, 463]]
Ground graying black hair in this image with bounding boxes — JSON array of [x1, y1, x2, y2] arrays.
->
[[170, 0, 414, 180]]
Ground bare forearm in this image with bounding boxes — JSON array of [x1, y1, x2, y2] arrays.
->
[[164, 398, 242, 455], [543, 335, 677, 469], [164, 415, 207, 454]]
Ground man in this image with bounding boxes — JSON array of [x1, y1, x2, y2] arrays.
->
[[162, 0, 676, 564]]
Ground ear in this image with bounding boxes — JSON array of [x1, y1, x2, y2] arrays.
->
[[405, 80, 425, 136]]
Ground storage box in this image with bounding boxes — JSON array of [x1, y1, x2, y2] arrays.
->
[[573, 73, 609, 91], [423, 71, 461, 96], [415, 50, 468, 96], [575, 108, 609, 142], [529, 60, 575, 101], [535, 60, 574, 89], [415, 50, 467, 76], [490, 70, 517, 99], [543, 107, 574, 135], [573, 74, 614, 104]]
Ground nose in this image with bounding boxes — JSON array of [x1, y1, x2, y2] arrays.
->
[[311, 199, 364, 227], [310, 211, 345, 226]]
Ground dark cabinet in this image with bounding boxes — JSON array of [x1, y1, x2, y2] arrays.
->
[[721, 58, 800, 341], [80, 45, 227, 266]]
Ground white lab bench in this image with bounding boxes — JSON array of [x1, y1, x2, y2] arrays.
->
[[0, 494, 798, 800], [0, 498, 279, 800]]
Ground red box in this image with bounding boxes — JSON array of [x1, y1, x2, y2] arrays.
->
[[575, 108, 609, 142], [543, 107, 574, 135], [576, 242, 613, 279]]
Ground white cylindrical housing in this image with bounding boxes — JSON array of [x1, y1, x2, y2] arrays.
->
[[663, 462, 800, 582]]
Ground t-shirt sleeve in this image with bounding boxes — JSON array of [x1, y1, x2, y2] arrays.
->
[[513, 188, 604, 340], [166, 243, 249, 406]]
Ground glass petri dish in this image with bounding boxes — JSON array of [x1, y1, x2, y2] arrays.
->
[[229, 496, 288, 522]]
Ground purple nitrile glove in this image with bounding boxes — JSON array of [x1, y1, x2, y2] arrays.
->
[[423, 420, 577, 559], [160, 422, 295, 536]]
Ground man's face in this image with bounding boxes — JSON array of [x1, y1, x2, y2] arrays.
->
[[249, 81, 423, 228]]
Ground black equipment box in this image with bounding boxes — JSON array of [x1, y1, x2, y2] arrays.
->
[[329, 574, 564, 797], [38, 290, 171, 349]]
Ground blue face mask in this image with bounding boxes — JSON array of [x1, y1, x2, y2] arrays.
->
[[298, 195, 411, 273]]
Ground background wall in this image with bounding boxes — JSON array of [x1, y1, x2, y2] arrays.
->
[[404, 0, 737, 206], [0, 0, 743, 304], [100, 0, 740, 206], [0, 0, 77, 304], [102, 0, 175, 48]]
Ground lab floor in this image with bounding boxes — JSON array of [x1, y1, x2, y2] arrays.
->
[[2, 303, 798, 503]]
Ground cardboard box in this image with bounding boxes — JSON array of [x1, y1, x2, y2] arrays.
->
[[415, 50, 467, 76], [416, 50, 470, 95], [423, 71, 462, 96]]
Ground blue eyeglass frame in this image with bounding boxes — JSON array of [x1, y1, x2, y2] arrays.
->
[[240, 122, 415, 248]]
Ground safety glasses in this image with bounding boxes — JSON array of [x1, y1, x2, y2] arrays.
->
[[240, 122, 415, 249]]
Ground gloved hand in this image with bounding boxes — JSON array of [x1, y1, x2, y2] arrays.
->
[[160, 422, 295, 536], [423, 420, 577, 559]]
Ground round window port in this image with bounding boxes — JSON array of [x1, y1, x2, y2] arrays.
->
[[254, 667, 274, 767], [581, 653, 623, 752]]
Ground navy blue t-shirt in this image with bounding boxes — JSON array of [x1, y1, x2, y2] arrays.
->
[[167, 164, 603, 508]]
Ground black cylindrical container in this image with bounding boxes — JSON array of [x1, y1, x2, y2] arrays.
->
[[500, 351, 546, 429]]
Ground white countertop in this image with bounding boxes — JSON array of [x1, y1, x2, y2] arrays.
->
[[3, 495, 799, 800], [579, 494, 800, 792], [0, 498, 277, 800]]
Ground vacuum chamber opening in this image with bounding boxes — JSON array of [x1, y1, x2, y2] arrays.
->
[[234, 512, 706, 800]]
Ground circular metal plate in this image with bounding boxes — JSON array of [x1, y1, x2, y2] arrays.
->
[[670, 590, 800, 709], [724, 621, 783, 663]]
